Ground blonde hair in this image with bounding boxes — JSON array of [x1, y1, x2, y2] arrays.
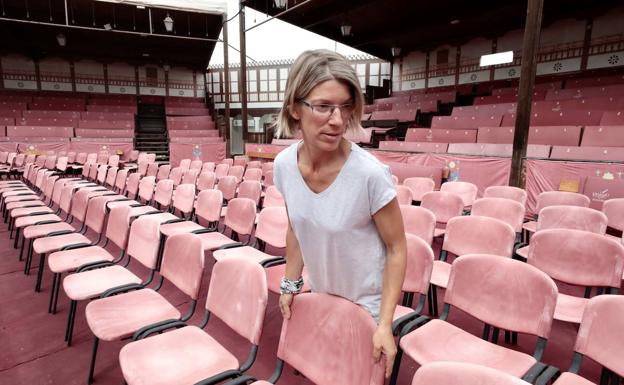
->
[[274, 49, 364, 138]]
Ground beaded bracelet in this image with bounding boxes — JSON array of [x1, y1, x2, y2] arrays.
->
[[280, 276, 304, 294]]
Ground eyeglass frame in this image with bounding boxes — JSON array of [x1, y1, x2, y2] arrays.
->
[[298, 99, 354, 120]]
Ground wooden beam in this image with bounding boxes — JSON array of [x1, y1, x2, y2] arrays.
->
[[239, 3, 249, 144], [222, 13, 231, 148], [509, 0, 544, 187], [580, 17, 593, 71]]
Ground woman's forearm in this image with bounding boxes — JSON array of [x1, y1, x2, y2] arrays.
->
[[284, 223, 305, 280], [378, 246, 406, 327]]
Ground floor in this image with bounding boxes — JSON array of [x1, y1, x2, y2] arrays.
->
[[0, 192, 603, 385]]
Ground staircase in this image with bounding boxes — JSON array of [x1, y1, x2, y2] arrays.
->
[[135, 104, 169, 162]]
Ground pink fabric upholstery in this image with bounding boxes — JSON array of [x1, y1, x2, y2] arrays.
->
[[224, 198, 257, 236], [84, 195, 126, 234], [528, 229, 624, 288], [405, 128, 477, 143], [403, 234, 434, 294], [212, 246, 274, 264], [172, 183, 196, 215], [160, 234, 205, 300], [114, 169, 129, 192], [276, 293, 385, 385], [400, 205, 436, 245], [156, 164, 171, 181], [228, 165, 245, 183], [137, 176, 155, 202], [125, 173, 141, 198], [396, 185, 413, 205], [602, 198, 624, 231], [472, 198, 525, 232], [255, 207, 288, 248], [179, 159, 191, 170], [181, 168, 200, 185], [263, 185, 285, 208], [484, 186, 527, 206], [243, 168, 262, 182], [159, 221, 203, 238], [421, 191, 464, 227], [169, 167, 184, 186], [126, 215, 163, 269], [238, 180, 262, 206], [196, 231, 241, 251], [552, 372, 595, 385], [23, 222, 74, 240], [10, 206, 53, 218], [217, 176, 237, 201], [441, 181, 478, 207], [15, 214, 62, 229], [412, 362, 530, 385], [48, 246, 114, 274], [535, 191, 591, 212], [201, 162, 215, 173], [33, 233, 91, 254], [537, 206, 608, 234], [189, 160, 203, 170], [104, 167, 118, 187], [443, 216, 515, 257], [403, 177, 435, 201], [146, 163, 159, 178], [214, 163, 229, 179], [196, 171, 216, 191], [206, 258, 268, 345], [195, 189, 223, 223], [153, 179, 174, 207]]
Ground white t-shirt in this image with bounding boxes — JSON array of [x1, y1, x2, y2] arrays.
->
[[273, 141, 396, 320]]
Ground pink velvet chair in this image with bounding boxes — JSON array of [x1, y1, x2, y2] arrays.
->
[[146, 162, 159, 178], [196, 171, 216, 191], [440, 181, 478, 209], [201, 162, 215, 173], [238, 180, 262, 206], [391, 254, 558, 385], [243, 167, 263, 182], [403, 177, 435, 202], [193, 197, 257, 251], [217, 175, 238, 202], [171, 183, 196, 219], [158, 189, 221, 239], [179, 158, 191, 170], [104, 167, 118, 188], [137, 161, 149, 177], [214, 163, 230, 180], [114, 169, 129, 194], [125, 172, 141, 199], [485, 191, 528, 212], [168, 166, 185, 186], [602, 198, 624, 242], [523, 191, 591, 235], [153, 179, 174, 209], [118, 257, 269, 385], [84, 232, 205, 383], [527, 229, 624, 324], [536, 295, 624, 385], [247, 160, 262, 169], [471, 197, 525, 242], [262, 185, 284, 208], [420, 191, 464, 238], [137, 176, 156, 205], [396, 185, 414, 206], [412, 362, 529, 385], [228, 165, 245, 184], [399, 205, 436, 245], [189, 159, 203, 170], [181, 168, 200, 185], [156, 164, 171, 181]]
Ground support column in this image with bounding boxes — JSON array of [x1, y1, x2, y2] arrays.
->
[[192, 70, 197, 98], [134, 65, 140, 95], [454, 46, 461, 86], [103, 63, 109, 94], [239, 2, 249, 143], [509, 0, 544, 187], [580, 18, 593, 71], [164, 67, 169, 97], [424, 52, 430, 91], [0, 57, 4, 90], [69, 60, 76, 92], [222, 13, 231, 146], [490, 38, 498, 81], [34, 60, 42, 91]]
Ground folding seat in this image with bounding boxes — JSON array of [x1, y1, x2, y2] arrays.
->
[[114, 169, 129, 194], [390, 255, 558, 385], [428, 216, 515, 315], [95, 164, 108, 185], [124, 172, 142, 199], [201, 161, 215, 173], [263, 170, 274, 187], [146, 162, 159, 177], [196, 171, 216, 191], [237, 180, 262, 207], [178, 158, 192, 171], [400, 205, 436, 245], [226, 292, 386, 385], [153, 179, 174, 209], [602, 198, 624, 242], [536, 295, 624, 385], [228, 165, 245, 184], [181, 168, 200, 185], [396, 185, 413, 205], [243, 167, 262, 182], [247, 160, 262, 169], [118, 257, 269, 385], [262, 185, 284, 208], [87, 162, 99, 181], [83, 232, 205, 383], [217, 175, 238, 203], [527, 229, 623, 324], [523, 191, 590, 236], [137, 176, 156, 205], [66, 151, 76, 164], [233, 156, 247, 167], [168, 183, 196, 219], [156, 164, 171, 181], [189, 159, 203, 170], [515, 206, 608, 259], [169, 166, 185, 186], [412, 362, 530, 385], [192, 197, 257, 251], [104, 167, 118, 188], [471, 197, 525, 242], [484, 185, 527, 206], [261, 161, 273, 175], [137, 161, 150, 177], [215, 163, 229, 180], [440, 181, 478, 210], [403, 177, 435, 203], [420, 191, 464, 238], [108, 155, 119, 168]]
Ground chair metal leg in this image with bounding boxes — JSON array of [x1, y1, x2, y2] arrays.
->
[[65, 300, 77, 346], [87, 337, 100, 384], [35, 253, 46, 292], [388, 347, 403, 385], [24, 239, 34, 274], [19, 236, 25, 261], [430, 284, 439, 316], [48, 273, 61, 314], [13, 227, 20, 248]]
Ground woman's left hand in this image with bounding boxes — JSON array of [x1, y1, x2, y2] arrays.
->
[[372, 323, 397, 378]]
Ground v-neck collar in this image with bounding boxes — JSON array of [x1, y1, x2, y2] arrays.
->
[[295, 140, 355, 198]]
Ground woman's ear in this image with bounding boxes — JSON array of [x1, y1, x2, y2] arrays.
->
[[289, 104, 301, 121]]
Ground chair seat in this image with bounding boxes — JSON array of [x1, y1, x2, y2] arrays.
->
[[554, 294, 588, 324], [399, 319, 537, 378], [15, 214, 62, 228], [522, 221, 537, 233], [2, 189, 35, 197], [430, 261, 451, 288], [605, 234, 622, 243], [85, 288, 181, 341], [23, 222, 74, 239], [196, 232, 238, 251], [33, 233, 91, 254], [119, 326, 239, 385], [393, 305, 414, 322], [11, 206, 53, 218], [433, 228, 446, 238], [515, 246, 529, 259], [553, 372, 595, 385], [160, 221, 204, 237], [63, 265, 142, 301], [213, 246, 276, 264], [148, 212, 179, 223], [5, 199, 44, 211], [250, 382, 272, 385], [4, 194, 39, 204], [48, 246, 115, 274], [265, 263, 311, 294]]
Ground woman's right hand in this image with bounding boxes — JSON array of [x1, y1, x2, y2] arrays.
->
[[279, 293, 294, 319]]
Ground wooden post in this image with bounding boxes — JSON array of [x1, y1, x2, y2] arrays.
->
[[164, 67, 169, 97], [222, 13, 231, 147], [0, 58, 4, 90], [509, 0, 544, 187], [424, 52, 430, 91], [454, 46, 461, 86], [34, 60, 42, 91], [580, 18, 593, 71], [239, 3, 249, 143], [490, 38, 497, 81], [69, 61, 76, 92], [103, 63, 109, 94], [134, 65, 140, 96]]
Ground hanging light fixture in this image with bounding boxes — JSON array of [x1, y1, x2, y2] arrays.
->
[[56, 33, 66, 47], [274, 0, 287, 10], [163, 13, 174, 32], [391, 47, 401, 57], [340, 23, 352, 37]]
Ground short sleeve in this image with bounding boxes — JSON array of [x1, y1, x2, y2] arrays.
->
[[368, 163, 397, 215], [273, 157, 284, 195]]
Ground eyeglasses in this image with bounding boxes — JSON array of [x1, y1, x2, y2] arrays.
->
[[299, 100, 353, 120]]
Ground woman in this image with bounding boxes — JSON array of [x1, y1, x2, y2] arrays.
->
[[273, 49, 407, 378]]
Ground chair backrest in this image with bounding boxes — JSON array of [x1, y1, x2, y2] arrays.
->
[[75, 152, 88, 164], [573, 295, 624, 378], [412, 362, 529, 385], [67, 151, 77, 163], [108, 155, 120, 168], [115, 169, 129, 192], [403, 177, 435, 202], [214, 163, 229, 179], [189, 160, 203, 170], [126, 214, 163, 269], [276, 293, 385, 385], [471, 197, 525, 233], [403, 234, 434, 294], [125, 172, 141, 198], [228, 165, 245, 182], [537, 205, 608, 234], [201, 162, 215, 173], [224, 197, 257, 236], [81, 162, 91, 178], [536, 191, 590, 213], [96, 164, 108, 184], [446, 254, 558, 338], [217, 175, 237, 201], [420, 191, 464, 225], [159, 233, 205, 300], [169, 166, 185, 186], [44, 155, 57, 169], [146, 162, 159, 177], [87, 163, 99, 180], [261, 161, 273, 174], [243, 167, 263, 182], [396, 185, 413, 205], [440, 181, 478, 207], [400, 205, 436, 245], [105, 204, 137, 250], [528, 229, 624, 288], [156, 164, 171, 181], [247, 160, 262, 169], [196, 171, 216, 191], [255, 207, 288, 248], [237, 180, 262, 205], [205, 257, 268, 345], [195, 189, 223, 223], [221, 158, 234, 166], [105, 166, 118, 187], [84, 195, 125, 235], [233, 156, 247, 167], [179, 158, 191, 170], [483, 185, 527, 206], [181, 168, 200, 185], [153, 179, 174, 207], [137, 161, 149, 176], [138, 176, 156, 202], [172, 183, 196, 215], [602, 198, 624, 232], [443, 216, 515, 257], [263, 185, 285, 208], [263, 169, 274, 187], [86, 152, 98, 164]]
